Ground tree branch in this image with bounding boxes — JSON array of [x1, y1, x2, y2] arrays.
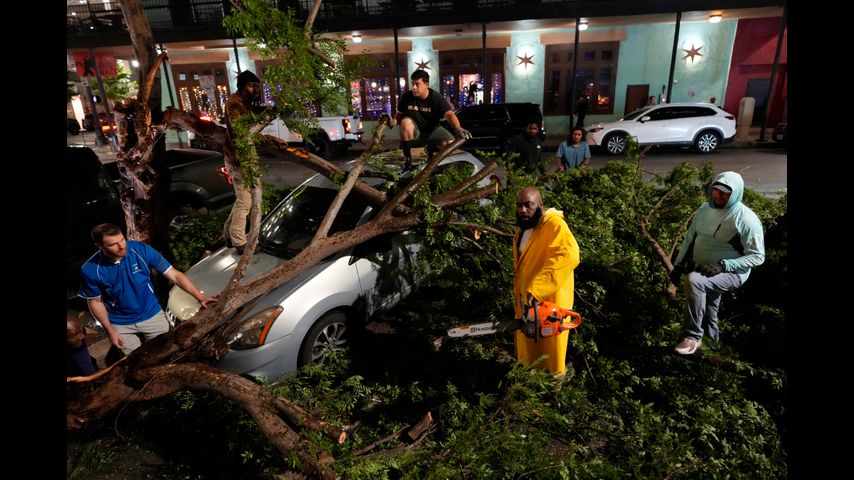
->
[[131, 363, 337, 479], [139, 52, 166, 110], [304, 0, 324, 32], [379, 137, 467, 218], [445, 221, 514, 238], [313, 152, 367, 241]]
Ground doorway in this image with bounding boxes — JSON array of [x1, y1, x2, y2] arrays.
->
[[624, 84, 649, 114], [745, 78, 770, 126]]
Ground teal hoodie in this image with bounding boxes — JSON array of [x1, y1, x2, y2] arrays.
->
[[674, 171, 765, 282]]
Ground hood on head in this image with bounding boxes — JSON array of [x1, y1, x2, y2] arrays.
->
[[542, 207, 565, 222], [707, 171, 743, 209]]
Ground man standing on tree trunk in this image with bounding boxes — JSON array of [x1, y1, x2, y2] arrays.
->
[[223, 70, 263, 255]]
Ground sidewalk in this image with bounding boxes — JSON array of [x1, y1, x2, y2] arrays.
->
[[69, 124, 778, 163]]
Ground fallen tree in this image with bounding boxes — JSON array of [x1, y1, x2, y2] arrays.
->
[[69, 1, 499, 477]]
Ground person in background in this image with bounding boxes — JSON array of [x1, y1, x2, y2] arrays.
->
[[222, 70, 263, 255], [79, 223, 217, 355], [67, 312, 95, 430], [555, 127, 591, 171], [647, 95, 657, 107], [67, 312, 96, 377], [575, 94, 589, 127], [506, 120, 546, 175], [380, 70, 472, 168], [669, 172, 765, 354]]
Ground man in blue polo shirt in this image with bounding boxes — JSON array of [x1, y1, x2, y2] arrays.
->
[[78, 223, 217, 354]]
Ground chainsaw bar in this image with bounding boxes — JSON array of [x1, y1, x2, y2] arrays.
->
[[447, 320, 518, 337]]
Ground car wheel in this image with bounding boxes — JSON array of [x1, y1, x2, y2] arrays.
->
[[603, 133, 627, 155], [298, 310, 349, 367], [694, 130, 721, 153], [306, 135, 333, 160]]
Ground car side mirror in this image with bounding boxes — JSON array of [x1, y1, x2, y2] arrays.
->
[[640, 115, 652, 122]]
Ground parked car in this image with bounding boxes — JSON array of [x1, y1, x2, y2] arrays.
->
[[82, 112, 115, 135], [66, 146, 126, 296], [103, 148, 235, 218], [586, 102, 736, 155], [451, 102, 545, 152], [165, 150, 493, 382], [67, 118, 81, 135]]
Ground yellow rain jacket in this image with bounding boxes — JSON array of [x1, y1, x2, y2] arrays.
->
[[513, 208, 580, 318]]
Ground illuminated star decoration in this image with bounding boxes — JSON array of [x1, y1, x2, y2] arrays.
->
[[682, 43, 704, 63], [415, 58, 431, 70], [516, 53, 535, 69]]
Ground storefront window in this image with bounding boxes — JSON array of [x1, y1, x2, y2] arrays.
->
[[345, 53, 407, 119], [543, 42, 618, 115], [438, 49, 504, 107], [365, 77, 393, 117]]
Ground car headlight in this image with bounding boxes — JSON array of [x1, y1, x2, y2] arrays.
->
[[225, 306, 283, 350]]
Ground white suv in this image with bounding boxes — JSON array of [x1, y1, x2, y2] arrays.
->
[[586, 103, 736, 155]]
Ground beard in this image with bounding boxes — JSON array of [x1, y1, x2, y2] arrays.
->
[[516, 206, 543, 230]]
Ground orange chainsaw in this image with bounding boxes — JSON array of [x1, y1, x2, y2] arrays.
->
[[447, 299, 581, 338]]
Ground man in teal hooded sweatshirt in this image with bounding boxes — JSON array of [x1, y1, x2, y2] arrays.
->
[[670, 171, 765, 355]]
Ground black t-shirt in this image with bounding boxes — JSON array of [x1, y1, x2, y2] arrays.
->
[[397, 89, 452, 132]]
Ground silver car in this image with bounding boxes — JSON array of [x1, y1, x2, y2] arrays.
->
[[166, 150, 493, 382]]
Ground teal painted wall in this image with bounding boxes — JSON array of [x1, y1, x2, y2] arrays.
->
[[614, 21, 736, 119], [546, 20, 737, 131], [505, 32, 545, 105], [669, 20, 736, 106], [408, 39, 439, 91]]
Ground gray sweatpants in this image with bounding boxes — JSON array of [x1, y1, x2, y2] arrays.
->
[[682, 271, 742, 343]]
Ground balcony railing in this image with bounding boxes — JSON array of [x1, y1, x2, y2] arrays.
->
[[67, 0, 227, 37], [67, 0, 568, 38]]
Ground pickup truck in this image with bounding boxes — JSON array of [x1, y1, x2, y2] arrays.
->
[[189, 114, 364, 159]]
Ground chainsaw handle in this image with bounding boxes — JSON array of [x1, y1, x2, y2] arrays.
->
[[559, 310, 582, 331]]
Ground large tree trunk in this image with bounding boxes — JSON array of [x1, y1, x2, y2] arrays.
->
[[114, 0, 170, 252]]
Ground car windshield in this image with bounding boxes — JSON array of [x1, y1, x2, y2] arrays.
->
[[259, 185, 370, 258], [622, 107, 652, 121]]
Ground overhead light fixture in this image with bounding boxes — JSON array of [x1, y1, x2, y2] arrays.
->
[[709, 14, 722, 23], [352, 34, 362, 43], [579, 20, 589, 31], [131, 59, 140, 68]]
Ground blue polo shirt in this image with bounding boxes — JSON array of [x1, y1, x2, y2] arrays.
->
[[78, 240, 172, 325]]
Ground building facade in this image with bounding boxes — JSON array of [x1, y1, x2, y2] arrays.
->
[[67, 1, 787, 139]]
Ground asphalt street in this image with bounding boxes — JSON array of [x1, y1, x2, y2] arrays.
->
[[68, 129, 787, 198]]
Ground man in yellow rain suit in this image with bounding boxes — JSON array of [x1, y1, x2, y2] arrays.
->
[[512, 187, 580, 372]]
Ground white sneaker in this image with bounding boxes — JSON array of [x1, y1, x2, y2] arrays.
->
[[674, 337, 702, 355]]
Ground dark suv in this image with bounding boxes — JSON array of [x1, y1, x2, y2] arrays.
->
[[451, 102, 544, 151], [66, 146, 126, 294]]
